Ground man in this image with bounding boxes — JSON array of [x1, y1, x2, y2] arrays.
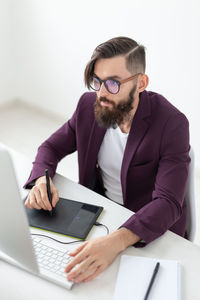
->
[[24, 37, 190, 283]]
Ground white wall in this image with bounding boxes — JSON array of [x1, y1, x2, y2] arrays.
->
[[1, 0, 200, 169], [0, 0, 16, 105]]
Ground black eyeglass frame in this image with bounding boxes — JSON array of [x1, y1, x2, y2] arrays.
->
[[89, 73, 142, 94]]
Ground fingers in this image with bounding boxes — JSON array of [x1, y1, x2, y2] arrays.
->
[[67, 259, 101, 283], [24, 178, 59, 210], [51, 187, 59, 208], [38, 185, 53, 210], [25, 185, 49, 210], [39, 184, 54, 210], [65, 242, 88, 273], [25, 191, 41, 210], [65, 241, 105, 283], [83, 265, 104, 283]]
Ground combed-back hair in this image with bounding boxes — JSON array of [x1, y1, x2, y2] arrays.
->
[[84, 36, 146, 89]]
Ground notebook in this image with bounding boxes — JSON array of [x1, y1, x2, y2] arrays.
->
[[24, 197, 103, 239], [113, 255, 181, 300]]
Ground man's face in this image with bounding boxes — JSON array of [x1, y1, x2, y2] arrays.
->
[[93, 56, 138, 128]]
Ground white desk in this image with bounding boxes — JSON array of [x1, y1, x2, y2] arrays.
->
[[1, 146, 200, 300]]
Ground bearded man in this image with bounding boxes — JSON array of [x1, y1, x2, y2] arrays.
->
[[24, 36, 190, 283]]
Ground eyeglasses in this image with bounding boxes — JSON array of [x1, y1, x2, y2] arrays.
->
[[89, 73, 141, 94]]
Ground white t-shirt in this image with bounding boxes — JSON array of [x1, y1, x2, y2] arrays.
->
[[98, 126, 128, 205]]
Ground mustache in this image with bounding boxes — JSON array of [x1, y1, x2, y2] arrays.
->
[[97, 97, 115, 106]]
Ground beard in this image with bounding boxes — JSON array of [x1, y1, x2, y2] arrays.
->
[[94, 85, 137, 129]]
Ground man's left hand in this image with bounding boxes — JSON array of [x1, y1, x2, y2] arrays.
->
[[65, 228, 141, 283], [65, 231, 124, 283]]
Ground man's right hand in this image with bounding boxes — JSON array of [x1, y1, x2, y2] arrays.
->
[[24, 176, 59, 210]]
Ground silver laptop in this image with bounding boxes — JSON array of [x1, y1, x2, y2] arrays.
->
[[0, 147, 74, 289]]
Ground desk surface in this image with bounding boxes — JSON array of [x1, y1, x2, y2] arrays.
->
[[0, 145, 200, 300]]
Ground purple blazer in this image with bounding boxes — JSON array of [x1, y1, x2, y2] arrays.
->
[[24, 91, 190, 245]]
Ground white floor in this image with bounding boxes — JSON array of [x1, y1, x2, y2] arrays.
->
[[0, 101, 199, 246]]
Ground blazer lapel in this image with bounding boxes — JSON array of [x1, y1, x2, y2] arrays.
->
[[121, 91, 152, 202], [82, 120, 106, 187]]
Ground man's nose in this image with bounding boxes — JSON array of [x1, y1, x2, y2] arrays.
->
[[97, 82, 109, 98]]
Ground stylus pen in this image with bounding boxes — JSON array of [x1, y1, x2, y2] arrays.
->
[[45, 169, 53, 216], [143, 262, 160, 300]]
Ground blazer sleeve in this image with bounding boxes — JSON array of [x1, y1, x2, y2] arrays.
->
[[23, 105, 78, 189], [120, 112, 190, 246]]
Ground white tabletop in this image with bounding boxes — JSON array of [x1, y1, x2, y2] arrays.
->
[[0, 145, 200, 300]]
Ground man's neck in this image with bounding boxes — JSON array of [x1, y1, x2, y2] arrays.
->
[[119, 122, 132, 134]]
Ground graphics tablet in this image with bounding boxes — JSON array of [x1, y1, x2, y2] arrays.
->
[[24, 197, 104, 239]]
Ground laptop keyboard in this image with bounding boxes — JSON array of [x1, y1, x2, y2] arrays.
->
[[32, 236, 72, 278]]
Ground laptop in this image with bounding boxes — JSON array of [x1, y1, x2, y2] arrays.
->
[[0, 147, 94, 289]]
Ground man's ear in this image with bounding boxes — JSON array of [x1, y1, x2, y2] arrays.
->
[[137, 74, 149, 92]]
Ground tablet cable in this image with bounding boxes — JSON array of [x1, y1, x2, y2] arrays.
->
[[30, 222, 109, 245]]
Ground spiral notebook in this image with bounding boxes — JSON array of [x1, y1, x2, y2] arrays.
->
[[113, 255, 181, 300]]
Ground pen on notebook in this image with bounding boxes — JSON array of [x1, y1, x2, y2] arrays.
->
[[143, 262, 160, 300], [45, 169, 53, 216]]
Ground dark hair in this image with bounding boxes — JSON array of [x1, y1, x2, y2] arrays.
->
[[84, 36, 146, 89]]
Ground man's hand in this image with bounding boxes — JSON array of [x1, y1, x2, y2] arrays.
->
[[65, 228, 140, 283], [24, 176, 59, 210]]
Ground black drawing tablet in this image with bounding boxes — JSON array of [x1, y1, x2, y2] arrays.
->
[[24, 197, 103, 239]]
